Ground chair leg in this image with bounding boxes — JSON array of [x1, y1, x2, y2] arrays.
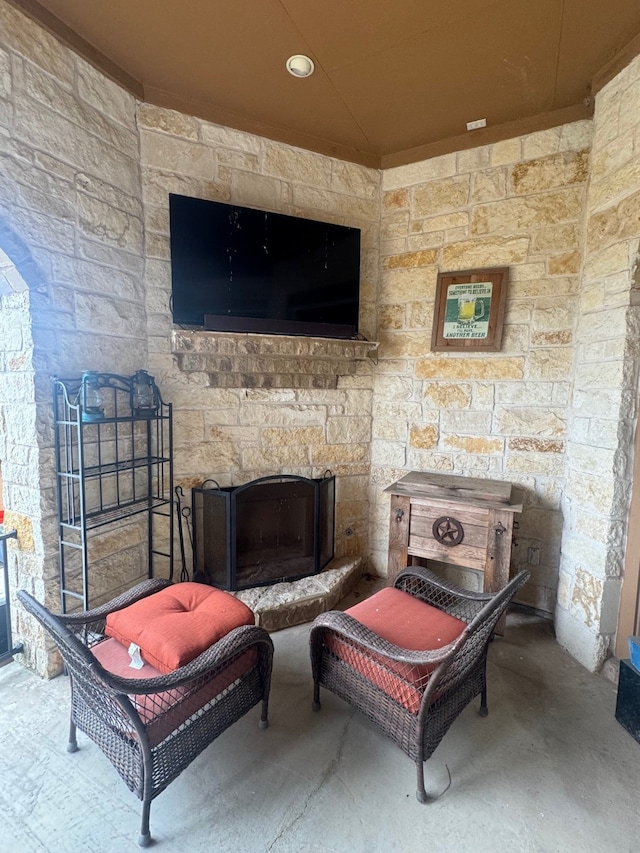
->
[[416, 760, 427, 803], [312, 680, 321, 711], [479, 656, 488, 717], [67, 717, 78, 753], [259, 697, 269, 730], [138, 800, 151, 847], [479, 683, 488, 717]]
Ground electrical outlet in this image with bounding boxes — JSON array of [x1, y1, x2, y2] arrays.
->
[[466, 118, 487, 131], [527, 546, 540, 566]]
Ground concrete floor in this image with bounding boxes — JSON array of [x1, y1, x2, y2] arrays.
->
[[1, 577, 640, 853]]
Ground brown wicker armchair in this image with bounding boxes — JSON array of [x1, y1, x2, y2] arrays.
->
[[310, 566, 530, 802], [18, 579, 274, 847]]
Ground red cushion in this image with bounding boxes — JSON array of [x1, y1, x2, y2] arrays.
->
[[105, 583, 254, 674], [92, 637, 257, 747], [325, 587, 466, 713]]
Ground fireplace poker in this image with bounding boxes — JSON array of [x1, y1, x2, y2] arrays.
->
[[174, 485, 190, 582]]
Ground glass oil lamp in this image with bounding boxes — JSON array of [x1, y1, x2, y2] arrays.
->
[[131, 370, 159, 418]]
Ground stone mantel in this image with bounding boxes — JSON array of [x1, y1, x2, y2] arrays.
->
[[171, 329, 378, 389]]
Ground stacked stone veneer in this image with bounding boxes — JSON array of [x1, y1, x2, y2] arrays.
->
[[0, 1, 150, 674], [555, 54, 640, 670], [368, 123, 592, 618], [138, 104, 381, 565], [2, 0, 640, 675]]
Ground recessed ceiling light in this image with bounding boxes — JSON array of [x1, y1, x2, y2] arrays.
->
[[286, 54, 315, 78]]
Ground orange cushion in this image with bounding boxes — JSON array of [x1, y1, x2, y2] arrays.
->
[[92, 637, 257, 747], [325, 587, 466, 713], [105, 583, 255, 674]]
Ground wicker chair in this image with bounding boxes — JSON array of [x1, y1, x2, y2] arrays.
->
[[18, 579, 274, 847], [310, 566, 530, 802]]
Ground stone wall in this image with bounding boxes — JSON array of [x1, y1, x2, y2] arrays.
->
[[137, 104, 381, 565], [3, 0, 640, 677], [0, 1, 148, 673], [555, 54, 640, 670], [370, 123, 593, 614]]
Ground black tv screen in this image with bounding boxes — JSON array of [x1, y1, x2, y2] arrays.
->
[[169, 194, 361, 338]]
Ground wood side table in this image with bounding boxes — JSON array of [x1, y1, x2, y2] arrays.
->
[[384, 472, 522, 632]]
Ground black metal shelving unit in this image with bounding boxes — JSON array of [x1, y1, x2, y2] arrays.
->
[[53, 372, 173, 613]]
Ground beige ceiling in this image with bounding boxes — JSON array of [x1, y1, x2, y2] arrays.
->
[[12, 0, 640, 167]]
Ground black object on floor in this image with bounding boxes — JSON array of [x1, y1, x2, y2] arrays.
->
[[615, 659, 640, 745]]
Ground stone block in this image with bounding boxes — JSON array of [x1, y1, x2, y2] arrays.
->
[[491, 137, 522, 165], [583, 241, 631, 280], [521, 127, 562, 159], [382, 153, 457, 190], [441, 236, 530, 268], [508, 437, 564, 453], [379, 266, 437, 302], [3, 510, 35, 552], [494, 406, 565, 436], [381, 210, 410, 239], [511, 149, 589, 195], [373, 373, 414, 400], [137, 103, 198, 138], [548, 251, 581, 275], [423, 382, 471, 409], [370, 440, 406, 467], [532, 223, 580, 251], [378, 304, 405, 329], [2, 2, 74, 84], [262, 426, 325, 446], [406, 300, 432, 328], [264, 143, 332, 187], [77, 57, 136, 128], [470, 167, 507, 203], [407, 231, 444, 251], [566, 469, 617, 516], [311, 443, 369, 465], [327, 417, 371, 444], [409, 424, 438, 449], [440, 409, 492, 434], [526, 349, 574, 380], [140, 131, 214, 177], [383, 189, 409, 209], [559, 120, 593, 152], [444, 435, 503, 454], [587, 188, 640, 251], [457, 146, 491, 173], [406, 449, 453, 471], [588, 159, 640, 211], [332, 160, 380, 199], [293, 184, 378, 220], [472, 188, 583, 235], [415, 356, 524, 380], [412, 176, 470, 217]]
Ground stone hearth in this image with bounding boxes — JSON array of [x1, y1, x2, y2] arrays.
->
[[233, 556, 363, 631]]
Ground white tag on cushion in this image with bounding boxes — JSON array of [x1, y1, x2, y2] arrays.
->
[[128, 642, 144, 670]]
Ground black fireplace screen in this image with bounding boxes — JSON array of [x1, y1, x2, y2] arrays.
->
[[192, 474, 335, 590]]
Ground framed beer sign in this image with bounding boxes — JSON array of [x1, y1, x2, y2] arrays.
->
[[431, 267, 508, 352]]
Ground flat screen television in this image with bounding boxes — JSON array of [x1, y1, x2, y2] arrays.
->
[[169, 194, 361, 338]]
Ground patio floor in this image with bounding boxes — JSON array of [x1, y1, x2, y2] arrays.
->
[[1, 576, 639, 853]]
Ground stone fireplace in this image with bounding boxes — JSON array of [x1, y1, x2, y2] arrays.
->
[[192, 474, 335, 590]]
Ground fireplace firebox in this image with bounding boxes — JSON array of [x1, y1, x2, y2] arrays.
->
[[191, 474, 335, 590]]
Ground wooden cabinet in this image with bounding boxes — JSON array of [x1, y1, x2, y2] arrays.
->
[[385, 472, 522, 629]]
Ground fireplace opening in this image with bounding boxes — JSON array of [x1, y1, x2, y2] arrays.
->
[[192, 474, 335, 590]]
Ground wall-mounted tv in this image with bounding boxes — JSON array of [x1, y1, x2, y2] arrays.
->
[[169, 194, 361, 338]]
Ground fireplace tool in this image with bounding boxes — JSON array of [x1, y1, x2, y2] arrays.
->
[[174, 485, 193, 582], [183, 479, 221, 584]]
